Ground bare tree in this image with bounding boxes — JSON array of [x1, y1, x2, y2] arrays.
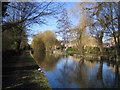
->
[[106, 2, 119, 57], [2, 1, 64, 32], [56, 8, 72, 43], [71, 2, 119, 56], [2, 1, 64, 51], [71, 5, 92, 55]]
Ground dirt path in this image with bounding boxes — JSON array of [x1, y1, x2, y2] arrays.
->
[[2, 51, 51, 89]]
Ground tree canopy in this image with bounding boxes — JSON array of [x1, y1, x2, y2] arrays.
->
[[32, 30, 59, 52]]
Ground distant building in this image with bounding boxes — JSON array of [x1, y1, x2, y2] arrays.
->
[[110, 37, 119, 46], [81, 35, 99, 48], [62, 35, 100, 48]]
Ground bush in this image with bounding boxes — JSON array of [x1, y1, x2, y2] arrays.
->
[[66, 47, 79, 54], [84, 46, 100, 54], [66, 47, 74, 51]]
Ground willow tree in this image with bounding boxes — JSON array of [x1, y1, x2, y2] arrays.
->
[[31, 33, 45, 53], [42, 30, 58, 51], [32, 30, 58, 52]]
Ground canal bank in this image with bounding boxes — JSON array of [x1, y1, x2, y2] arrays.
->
[[2, 51, 51, 89]]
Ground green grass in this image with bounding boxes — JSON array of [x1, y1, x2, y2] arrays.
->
[[22, 52, 52, 89], [2, 51, 52, 89], [31, 70, 51, 88], [66, 50, 80, 54], [66, 47, 116, 56], [66, 48, 80, 54]]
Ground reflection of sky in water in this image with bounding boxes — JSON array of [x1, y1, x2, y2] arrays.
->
[[102, 62, 116, 87], [40, 56, 120, 88], [45, 58, 79, 88], [86, 62, 117, 88]]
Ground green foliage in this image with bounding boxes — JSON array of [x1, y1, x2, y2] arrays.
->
[[2, 24, 28, 52], [2, 29, 17, 51], [66, 47, 102, 55], [66, 47, 80, 54], [84, 47, 100, 55], [102, 47, 116, 56], [66, 47, 74, 51]]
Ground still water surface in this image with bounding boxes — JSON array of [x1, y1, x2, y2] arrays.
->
[[33, 52, 120, 88]]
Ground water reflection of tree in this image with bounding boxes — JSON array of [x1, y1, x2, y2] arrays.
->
[[96, 60, 105, 87], [33, 52, 120, 88], [56, 57, 90, 88], [56, 56, 120, 88], [33, 50, 45, 61], [55, 58, 71, 88], [96, 60, 120, 88], [114, 64, 120, 87], [33, 51, 61, 71], [75, 58, 89, 88]]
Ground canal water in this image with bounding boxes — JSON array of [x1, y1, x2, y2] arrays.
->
[[33, 52, 120, 88]]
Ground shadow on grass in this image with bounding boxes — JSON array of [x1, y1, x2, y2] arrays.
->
[[2, 51, 51, 89]]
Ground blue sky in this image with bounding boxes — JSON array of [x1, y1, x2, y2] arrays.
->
[[28, 2, 78, 44]]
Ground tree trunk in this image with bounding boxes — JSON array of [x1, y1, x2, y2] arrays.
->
[[118, 1, 120, 57], [113, 29, 119, 59], [97, 61, 105, 87], [97, 61, 103, 79], [114, 64, 119, 87], [98, 36, 103, 55], [16, 40, 21, 51]]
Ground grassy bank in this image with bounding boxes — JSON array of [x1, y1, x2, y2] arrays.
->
[[2, 51, 51, 89], [66, 47, 118, 56]]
